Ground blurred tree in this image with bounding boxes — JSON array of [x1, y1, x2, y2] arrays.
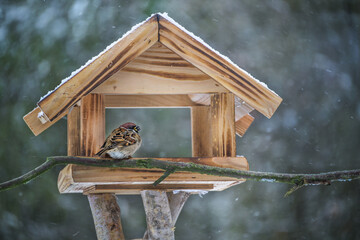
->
[[0, 0, 359, 239]]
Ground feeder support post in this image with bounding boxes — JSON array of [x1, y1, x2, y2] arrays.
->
[[67, 94, 125, 240]]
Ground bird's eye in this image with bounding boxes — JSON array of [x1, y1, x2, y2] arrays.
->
[[133, 126, 140, 132]]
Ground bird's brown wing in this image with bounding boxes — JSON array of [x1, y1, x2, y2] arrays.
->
[[95, 127, 138, 156]]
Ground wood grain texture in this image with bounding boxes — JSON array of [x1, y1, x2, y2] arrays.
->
[[67, 105, 81, 156], [23, 106, 68, 136], [104, 94, 204, 108], [84, 184, 214, 195], [188, 94, 211, 105], [38, 15, 158, 122], [80, 94, 105, 156], [158, 15, 282, 118], [190, 94, 254, 137], [58, 164, 78, 193], [57, 104, 82, 193], [235, 114, 254, 137], [191, 106, 212, 157], [141, 190, 175, 240], [57, 157, 248, 194], [211, 93, 236, 157], [189, 94, 254, 121], [92, 42, 228, 95]]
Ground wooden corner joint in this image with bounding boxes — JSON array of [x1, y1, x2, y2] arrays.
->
[[188, 94, 211, 105], [37, 107, 50, 124]]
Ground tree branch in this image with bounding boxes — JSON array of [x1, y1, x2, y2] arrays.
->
[[1, 156, 359, 193], [153, 167, 176, 186]]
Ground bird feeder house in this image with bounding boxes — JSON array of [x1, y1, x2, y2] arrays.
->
[[23, 13, 282, 195]]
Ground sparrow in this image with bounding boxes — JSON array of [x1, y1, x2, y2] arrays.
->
[[95, 122, 142, 159]]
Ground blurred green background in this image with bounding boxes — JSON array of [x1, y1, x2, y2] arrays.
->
[[1, 0, 359, 239]]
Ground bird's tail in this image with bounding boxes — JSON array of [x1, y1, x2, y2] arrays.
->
[[95, 148, 106, 157]]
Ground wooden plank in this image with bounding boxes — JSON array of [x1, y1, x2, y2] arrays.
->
[[236, 114, 254, 137], [58, 157, 249, 194], [38, 15, 158, 122], [92, 42, 228, 95], [67, 105, 81, 156], [57, 157, 249, 194], [80, 94, 105, 156], [104, 94, 205, 108], [58, 164, 79, 193], [84, 184, 213, 195], [57, 104, 82, 193], [64, 181, 241, 195], [23, 106, 68, 136], [191, 106, 212, 157], [188, 94, 211, 105], [211, 93, 236, 157], [141, 190, 175, 240], [158, 15, 282, 118]]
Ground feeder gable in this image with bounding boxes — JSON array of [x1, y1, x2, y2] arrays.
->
[[158, 14, 281, 118], [91, 42, 228, 95], [23, 13, 282, 136], [38, 15, 158, 122]]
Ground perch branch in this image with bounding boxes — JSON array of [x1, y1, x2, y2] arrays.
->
[[1, 156, 360, 194]]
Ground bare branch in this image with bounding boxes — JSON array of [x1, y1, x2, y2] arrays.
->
[[0, 156, 359, 193], [153, 167, 176, 186]]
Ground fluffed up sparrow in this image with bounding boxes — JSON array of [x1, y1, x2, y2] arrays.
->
[[95, 122, 142, 159]]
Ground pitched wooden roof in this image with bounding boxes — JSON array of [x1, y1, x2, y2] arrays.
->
[[24, 13, 282, 136]]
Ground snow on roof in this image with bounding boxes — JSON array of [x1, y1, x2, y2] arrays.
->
[[39, 12, 278, 102], [158, 13, 278, 96], [39, 13, 158, 102]]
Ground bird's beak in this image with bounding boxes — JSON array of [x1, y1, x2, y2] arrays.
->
[[135, 126, 141, 132]]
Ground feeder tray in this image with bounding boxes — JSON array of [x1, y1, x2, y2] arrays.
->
[[58, 157, 249, 195]]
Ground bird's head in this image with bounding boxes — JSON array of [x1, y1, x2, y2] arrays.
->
[[120, 122, 141, 133]]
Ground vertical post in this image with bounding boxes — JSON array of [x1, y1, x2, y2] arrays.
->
[[166, 191, 191, 224], [142, 190, 190, 239], [67, 105, 81, 156], [141, 191, 175, 240], [80, 94, 105, 157], [210, 93, 236, 157], [79, 94, 125, 240], [191, 106, 212, 157]]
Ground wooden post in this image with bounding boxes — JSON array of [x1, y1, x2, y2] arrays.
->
[[141, 190, 175, 240], [80, 94, 105, 157], [211, 93, 236, 157], [142, 191, 190, 239], [78, 94, 125, 240], [67, 105, 81, 156], [88, 194, 124, 240], [191, 106, 212, 157]]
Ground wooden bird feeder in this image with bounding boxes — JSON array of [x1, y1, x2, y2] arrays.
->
[[23, 13, 281, 238]]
